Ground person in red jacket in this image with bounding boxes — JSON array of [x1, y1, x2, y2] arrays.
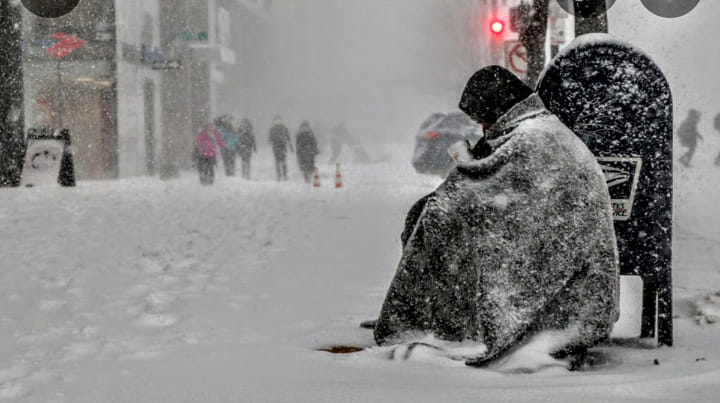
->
[[194, 122, 227, 185]]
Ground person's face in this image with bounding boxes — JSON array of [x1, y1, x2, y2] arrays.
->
[[467, 113, 490, 131], [460, 95, 491, 130]]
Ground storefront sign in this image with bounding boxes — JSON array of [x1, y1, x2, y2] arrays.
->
[[173, 31, 208, 42], [141, 44, 165, 63], [20, 139, 65, 187], [47, 32, 85, 59]]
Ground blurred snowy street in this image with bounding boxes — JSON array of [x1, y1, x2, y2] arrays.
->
[[0, 150, 719, 402]]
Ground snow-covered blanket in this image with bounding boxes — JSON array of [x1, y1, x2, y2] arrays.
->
[[374, 94, 620, 365]]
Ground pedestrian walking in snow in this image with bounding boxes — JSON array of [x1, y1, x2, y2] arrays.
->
[[269, 116, 293, 181], [216, 115, 240, 176], [373, 66, 619, 369], [329, 122, 348, 164], [295, 121, 320, 183], [236, 118, 257, 179], [194, 122, 228, 185], [678, 108, 703, 167]]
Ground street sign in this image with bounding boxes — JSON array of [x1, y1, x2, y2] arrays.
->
[[549, 1, 568, 46], [20, 139, 64, 187], [152, 59, 183, 71], [47, 32, 85, 59], [172, 31, 208, 42], [550, 16, 566, 46], [504, 40, 528, 78], [141, 44, 165, 63]]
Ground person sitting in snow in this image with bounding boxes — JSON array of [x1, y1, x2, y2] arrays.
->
[[373, 66, 619, 369]]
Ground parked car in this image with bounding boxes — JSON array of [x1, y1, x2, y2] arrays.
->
[[412, 112, 482, 176]]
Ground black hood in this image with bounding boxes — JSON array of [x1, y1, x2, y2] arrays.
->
[[459, 66, 533, 127]]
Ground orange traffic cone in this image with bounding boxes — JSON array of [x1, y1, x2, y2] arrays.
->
[[313, 168, 321, 187], [335, 163, 343, 189]]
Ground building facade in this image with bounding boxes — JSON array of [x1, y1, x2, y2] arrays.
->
[[22, 0, 120, 179], [21, 0, 253, 180], [115, 0, 164, 177]]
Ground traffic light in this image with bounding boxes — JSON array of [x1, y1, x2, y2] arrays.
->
[[490, 19, 505, 35]]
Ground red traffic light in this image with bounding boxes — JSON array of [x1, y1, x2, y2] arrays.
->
[[490, 20, 505, 35]]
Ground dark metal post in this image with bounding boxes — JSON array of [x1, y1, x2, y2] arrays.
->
[[519, 0, 550, 88], [573, 0, 609, 36], [56, 59, 64, 130], [0, 0, 26, 187]]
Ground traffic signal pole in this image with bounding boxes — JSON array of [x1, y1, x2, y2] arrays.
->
[[519, 0, 549, 87], [573, 0, 608, 36], [0, 0, 25, 187]]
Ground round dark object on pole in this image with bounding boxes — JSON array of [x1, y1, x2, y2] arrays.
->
[[21, 0, 80, 18], [555, 0, 617, 18], [641, 0, 699, 18]]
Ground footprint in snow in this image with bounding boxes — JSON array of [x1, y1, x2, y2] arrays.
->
[[137, 313, 179, 328], [138, 259, 170, 274], [120, 350, 163, 361], [36, 299, 67, 313], [145, 292, 176, 311], [0, 364, 31, 384], [0, 382, 25, 400], [60, 341, 103, 362]]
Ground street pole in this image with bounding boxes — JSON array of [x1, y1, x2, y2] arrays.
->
[[0, 0, 26, 187], [519, 0, 550, 88], [573, 0, 608, 36], [489, 0, 501, 65], [56, 59, 64, 130]]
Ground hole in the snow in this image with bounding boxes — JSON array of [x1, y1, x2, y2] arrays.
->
[[316, 346, 364, 354]]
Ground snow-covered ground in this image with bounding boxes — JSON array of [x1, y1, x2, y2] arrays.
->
[[1, 145, 720, 402]]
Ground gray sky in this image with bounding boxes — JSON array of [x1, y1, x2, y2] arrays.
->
[[609, 0, 718, 122], [245, 1, 716, 145], [251, 0, 469, 144]]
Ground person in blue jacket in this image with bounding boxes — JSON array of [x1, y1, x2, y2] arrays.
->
[[216, 115, 240, 176]]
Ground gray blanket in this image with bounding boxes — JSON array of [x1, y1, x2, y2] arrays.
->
[[375, 94, 619, 363]]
